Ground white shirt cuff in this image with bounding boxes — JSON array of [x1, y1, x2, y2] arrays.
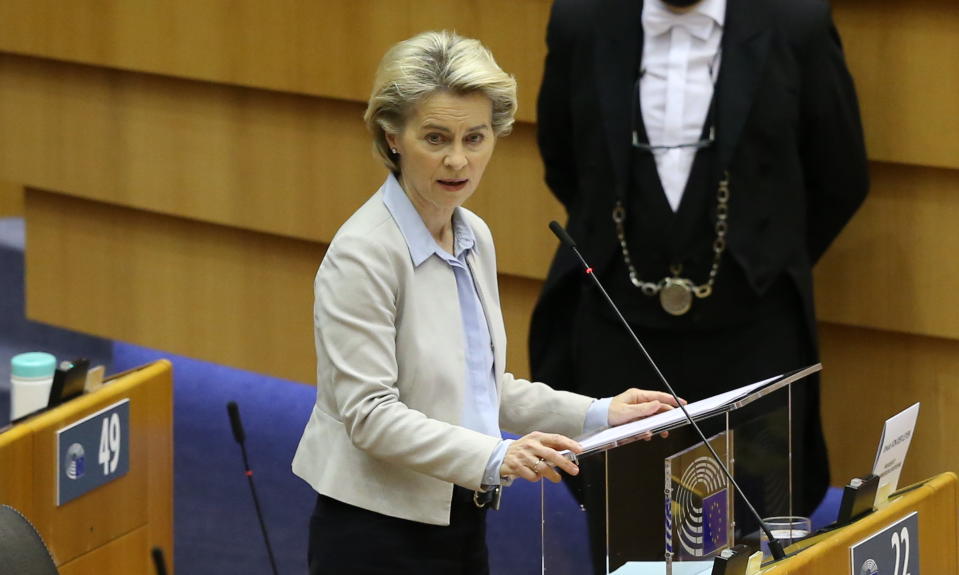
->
[[584, 397, 614, 434], [482, 438, 514, 488]]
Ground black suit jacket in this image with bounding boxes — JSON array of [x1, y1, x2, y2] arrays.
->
[[530, 0, 869, 394]]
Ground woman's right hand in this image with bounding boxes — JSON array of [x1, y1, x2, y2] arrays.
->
[[500, 431, 583, 484]]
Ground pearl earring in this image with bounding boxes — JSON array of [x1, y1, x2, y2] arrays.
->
[[390, 147, 398, 155]]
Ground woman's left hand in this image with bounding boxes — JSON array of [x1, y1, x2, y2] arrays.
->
[[500, 431, 582, 484], [607, 388, 685, 428]]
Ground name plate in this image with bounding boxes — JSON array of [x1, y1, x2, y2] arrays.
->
[[56, 399, 130, 506], [850, 511, 919, 575]]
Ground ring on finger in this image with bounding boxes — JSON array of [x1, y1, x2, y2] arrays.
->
[[532, 458, 545, 473]]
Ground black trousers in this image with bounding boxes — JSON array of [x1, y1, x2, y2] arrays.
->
[[569, 280, 829, 573], [308, 486, 489, 575]]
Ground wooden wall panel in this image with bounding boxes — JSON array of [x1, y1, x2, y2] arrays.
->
[[815, 162, 959, 339], [2, 1, 957, 168], [0, 53, 382, 244], [24, 189, 544, 386], [0, 180, 22, 217], [819, 323, 959, 488], [0, 0, 551, 123], [0, 54, 562, 280], [834, 0, 959, 169], [25, 189, 322, 384]]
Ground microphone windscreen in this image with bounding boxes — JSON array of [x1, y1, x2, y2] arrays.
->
[[548, 221, 577, 248], [227, 401, 246, 444]]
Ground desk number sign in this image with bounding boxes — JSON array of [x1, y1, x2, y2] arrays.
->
[[56, 399, 130, 506], [850, 511, 919, 575]]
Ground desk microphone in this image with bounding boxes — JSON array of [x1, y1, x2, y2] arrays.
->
[[227, 401, 280, 575], [151, 547, 167, 575], [548, 221, 787, 562]]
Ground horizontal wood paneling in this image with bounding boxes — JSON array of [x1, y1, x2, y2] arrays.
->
[[0, 53, 383, 242], [819, 323, 959, 487], [0, 0, 550, 123], [834, 0, 959, 169], [814, 162, 959, 339], [0, 54, 562, 280], [1, 1, 957, 168], [24, 190, 544, 385], [0, 180, 23, 217], [25, 189, 322, 383]]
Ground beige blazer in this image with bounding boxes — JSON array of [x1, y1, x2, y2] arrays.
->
[[292, 181, 593, 525]]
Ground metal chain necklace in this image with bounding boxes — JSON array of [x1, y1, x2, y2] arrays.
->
[[612, 171, 730, 316]]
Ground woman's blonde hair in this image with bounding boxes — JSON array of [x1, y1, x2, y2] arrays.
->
[[363, 30, 517, 173]]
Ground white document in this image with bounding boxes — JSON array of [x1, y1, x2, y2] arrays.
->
[[573, 365, 820, 455], [871, 402, 920, 493], [611, 561, 712, 575]]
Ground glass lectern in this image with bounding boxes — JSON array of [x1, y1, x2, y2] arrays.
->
[[540, 365, 821, 575]]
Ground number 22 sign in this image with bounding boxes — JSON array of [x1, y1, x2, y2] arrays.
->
[[850, 511, 920, 575]]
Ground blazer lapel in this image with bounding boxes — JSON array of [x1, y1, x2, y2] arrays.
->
[[716, 0, 771, 170], [594, 0, 644, 200]]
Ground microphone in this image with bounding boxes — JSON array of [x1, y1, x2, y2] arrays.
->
[[228, 400, 246, 444], [547, 221, 787, 562], [226, 401, 280, 575], [151, 547, 167, 575]]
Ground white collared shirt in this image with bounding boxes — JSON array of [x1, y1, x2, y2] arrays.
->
[[640, 0, 726, 211]]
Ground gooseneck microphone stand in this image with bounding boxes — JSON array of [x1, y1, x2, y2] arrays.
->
[[227, 401, 280, 575]]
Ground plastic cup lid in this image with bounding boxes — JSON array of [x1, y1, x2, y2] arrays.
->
[[11, 352, 57, 378]]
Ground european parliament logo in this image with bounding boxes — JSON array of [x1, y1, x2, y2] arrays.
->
[[65, 443, 86, 480], [672, 455, 730, 559]]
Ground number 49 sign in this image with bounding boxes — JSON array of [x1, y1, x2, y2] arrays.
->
[[56, 399, 130, 506], [850, 511, 919, 575]]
